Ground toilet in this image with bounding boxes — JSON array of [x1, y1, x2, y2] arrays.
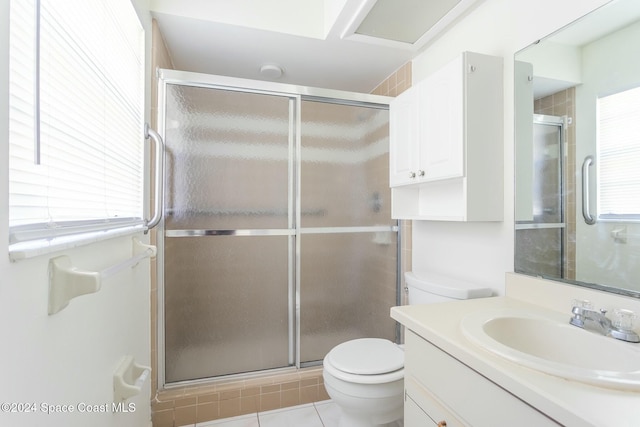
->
[[323, 271, 493, 427]]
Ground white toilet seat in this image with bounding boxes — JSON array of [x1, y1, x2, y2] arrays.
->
[[324, 338, 404, 384]]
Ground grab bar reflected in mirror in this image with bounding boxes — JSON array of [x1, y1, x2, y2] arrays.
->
[[582, 155, 596, 225]]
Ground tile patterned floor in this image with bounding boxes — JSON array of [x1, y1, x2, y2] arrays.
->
[[182, 400, 403, 427]]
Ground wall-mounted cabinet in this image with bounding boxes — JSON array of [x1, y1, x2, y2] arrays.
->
[[390, 52, 504, 221]]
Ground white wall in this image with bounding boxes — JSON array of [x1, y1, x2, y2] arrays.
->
[[0, 1, 153, 426], [410, 0, 610, 294]]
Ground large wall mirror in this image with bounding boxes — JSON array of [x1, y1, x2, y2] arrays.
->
[[514, 0, 640, 297]]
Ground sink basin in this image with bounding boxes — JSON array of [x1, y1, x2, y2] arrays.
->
[[460, 308, 640, 391]]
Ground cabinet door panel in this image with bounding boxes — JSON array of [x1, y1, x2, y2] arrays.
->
[[390, 88, 418, 186], [420, 55, 464, 181]]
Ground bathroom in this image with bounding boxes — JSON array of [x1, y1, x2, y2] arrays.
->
[[1, 0, 639, 426]]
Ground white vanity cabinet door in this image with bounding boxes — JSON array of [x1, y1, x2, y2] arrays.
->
[[404, 331, 560, 427], [389, 87, 419, 187], [419, 54, 464, 181]]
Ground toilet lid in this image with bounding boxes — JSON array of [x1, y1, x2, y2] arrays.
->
[[326, 338, 404, 375]]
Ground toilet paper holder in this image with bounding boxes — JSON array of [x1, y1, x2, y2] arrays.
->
[[113, 355, 151, 403]]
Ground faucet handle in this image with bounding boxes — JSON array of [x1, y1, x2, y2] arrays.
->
[[613, 308, 636, 331], [571, 299, 593, 310]]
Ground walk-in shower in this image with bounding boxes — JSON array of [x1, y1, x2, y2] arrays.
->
[[155, 70, 399, 386]]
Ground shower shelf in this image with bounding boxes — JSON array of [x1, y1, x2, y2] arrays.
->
[[47, 237, 156, 315]]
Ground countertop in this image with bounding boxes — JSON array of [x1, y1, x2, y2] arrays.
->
[[391, 296, 640, 427]]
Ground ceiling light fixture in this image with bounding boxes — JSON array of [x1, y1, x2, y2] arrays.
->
[[260, 64, 284, 79]]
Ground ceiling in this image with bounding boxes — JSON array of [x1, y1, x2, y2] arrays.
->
[[149, 0, 481, 93]]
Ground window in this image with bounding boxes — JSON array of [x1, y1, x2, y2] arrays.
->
[[597, 85, 640, 220], [9, 0, 145, 253]]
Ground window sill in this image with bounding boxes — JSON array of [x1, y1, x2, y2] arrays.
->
[[8, 224, 147, 261]]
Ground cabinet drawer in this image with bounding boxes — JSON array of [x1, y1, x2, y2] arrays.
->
[[405, 392, 438, 427], [406, 376, 465, 427], [405, 331, 560, 426]]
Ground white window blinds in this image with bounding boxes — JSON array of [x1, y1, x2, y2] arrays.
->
[[9, 0, 145, 244], [597, 85, 640, 220]]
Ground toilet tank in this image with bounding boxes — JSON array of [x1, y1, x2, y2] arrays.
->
[[405, 271, 492, 305]]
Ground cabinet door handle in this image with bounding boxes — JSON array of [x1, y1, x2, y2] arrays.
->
[[437, 422, 447, 427], [409, 171, 416, 179], [418, 170, 425, 177]]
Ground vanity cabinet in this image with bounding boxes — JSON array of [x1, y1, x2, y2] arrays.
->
[[389, 51, 503, 221], [404, 330, 560, 427]]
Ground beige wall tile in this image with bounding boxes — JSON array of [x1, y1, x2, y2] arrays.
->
[[152, 408, 174, 427], [220, 389, 241, 400], [259, 392, 281, 412], [280, 380, 299, 391], [174, 404, 197, 426], [219, 397, 242, 419], [260, 384, 280, 394], [240, 395, 259, 413], [318, 384, 330, 401], [300, 377, 318, 387], [241, 386, 260, 397], [152, 398, 174, 412], [300, 385, 319, 404], [197, 402, 219, 423], [281, 388, 301, 408], [175, 396, 197, 408], [197, 392, 220, 404]]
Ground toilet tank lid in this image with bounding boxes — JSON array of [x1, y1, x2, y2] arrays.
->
[[327, 338, 403, 375], [405, 271, 492, 300]]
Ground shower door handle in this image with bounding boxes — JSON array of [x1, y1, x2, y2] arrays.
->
[[145, 123, 165, 231], [581, 155, 596, 225]]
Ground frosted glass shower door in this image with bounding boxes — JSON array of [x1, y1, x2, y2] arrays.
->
[[298, 100, 398, 364], [163, 84, 295, 382]]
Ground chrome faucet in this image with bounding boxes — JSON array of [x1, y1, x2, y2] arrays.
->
[[570, 304, 640, 343]]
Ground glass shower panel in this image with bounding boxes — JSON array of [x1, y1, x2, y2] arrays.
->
[[531, 123, 562, 224], [164, 84, 291, 231], [163, 84, 294, 382], [299, 232, 398, 363], [164, 236, 290, 382], [298, 100, 396, 363], [299, 100, 392, 227]]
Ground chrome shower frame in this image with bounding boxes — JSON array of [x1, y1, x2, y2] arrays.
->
[[155, 69, 400, 388]]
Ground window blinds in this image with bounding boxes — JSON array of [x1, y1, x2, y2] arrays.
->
[[597, 85, 640, 219], [9, 0, 145, 244]]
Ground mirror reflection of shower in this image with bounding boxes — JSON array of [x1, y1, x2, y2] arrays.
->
[[515, 114, 568, 279]]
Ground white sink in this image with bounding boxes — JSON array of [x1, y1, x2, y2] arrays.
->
[[460, 308, 640, 391]]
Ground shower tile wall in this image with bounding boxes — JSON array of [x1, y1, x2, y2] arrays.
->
[[534, 87, 576, 280], [149, 21, 412, 424]]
